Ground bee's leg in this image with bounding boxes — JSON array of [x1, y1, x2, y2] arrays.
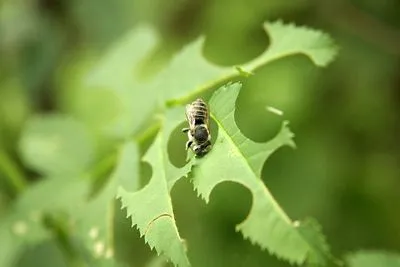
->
[[194, 141, 212, 157], [185, 140, 193, 150], [182, 128, 190, 133], [202, 141, 212, 153], [193, 145, 200, 155], [204, 141, 212, 152]]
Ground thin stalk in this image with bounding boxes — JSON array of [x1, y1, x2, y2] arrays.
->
[[0, 150, 27, 195], [43, 214, 88, 267]]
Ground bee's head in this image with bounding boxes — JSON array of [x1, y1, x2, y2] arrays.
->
[[194, 125, 209, 142]]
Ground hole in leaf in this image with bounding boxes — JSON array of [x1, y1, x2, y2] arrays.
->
[[260, 145, 294, 215], [203, 21, 269, 67], [167, 118, 219, 167], [139, 161, 153, 189], [206, 181, 252, 239], [167, 122, 190, 168], [114, 203, 156, 266], [209, 117, 219, 148], [235, 56, 317, 143], [202, 181, 252, 250], [235, 81, 282, 143]]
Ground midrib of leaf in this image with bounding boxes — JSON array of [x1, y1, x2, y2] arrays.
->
[[141, 135, 180, 245], [210, 113, 292, 224]]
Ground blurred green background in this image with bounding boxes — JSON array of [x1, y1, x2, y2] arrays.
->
[[1, 0, 400, 266]]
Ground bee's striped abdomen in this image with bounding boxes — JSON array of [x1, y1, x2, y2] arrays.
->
[[191, 99, 208, 125]]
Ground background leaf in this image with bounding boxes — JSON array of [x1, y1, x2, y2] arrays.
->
[[0, 177, 89, 267], [346, 251, 400, 267], [18, 115, 94, 176], [86, 27, 159, 138]]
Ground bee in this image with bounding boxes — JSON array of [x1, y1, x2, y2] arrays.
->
[[182, 98, 212, 156]]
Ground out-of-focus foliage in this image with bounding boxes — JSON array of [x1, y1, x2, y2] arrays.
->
[[1, 0, 400, 267], [19, 115, 94, 176], [346, 251, 400, 267]]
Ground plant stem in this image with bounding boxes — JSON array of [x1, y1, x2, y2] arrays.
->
[[87, 151, 118, 198], [89, 152, 118, 181], [0, 150, 27, 195], [44, 213, 88, 267], [134, 120, 161, 144], [165, 76, 238, 107]]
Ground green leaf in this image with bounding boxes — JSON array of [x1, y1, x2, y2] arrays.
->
[[0, 220, 25, 267], [346, 251, 400, 267], [11, 240, 68, 267], [0, 145, 140, 266], [84, 21, 337, 138], [297, 218, 340, 266], [191, 82, 332, 265], [245, 21, 338, 70], [117, 108, 192, 267], [19, 115, 94, 176], [76, 141, 139, 260], [87, 20, 337, 265], [0, 142, 139, 266], [165, 20, 338, 104]]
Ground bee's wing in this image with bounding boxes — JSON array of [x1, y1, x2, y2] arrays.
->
[[204, 102, 210, 127], [185, 104, 196, 128]]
